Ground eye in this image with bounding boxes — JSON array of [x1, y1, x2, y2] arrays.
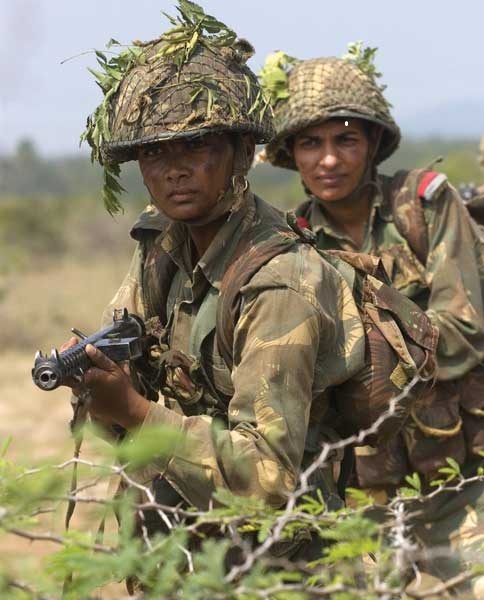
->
[[339, 135, 359, 145], [296, 137, 318, 149], [140, 145, 165, 159], [186, 137, 208, 151]]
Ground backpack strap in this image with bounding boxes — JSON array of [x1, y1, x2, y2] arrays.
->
[[382, 169, 448, 265], [216, 229, 301, 370]]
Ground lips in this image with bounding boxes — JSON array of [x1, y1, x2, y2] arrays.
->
[[168, 188, 197, 201], [317, 174, 346, 186]]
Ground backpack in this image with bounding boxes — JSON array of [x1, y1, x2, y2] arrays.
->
[[381, 170, 484, 477]]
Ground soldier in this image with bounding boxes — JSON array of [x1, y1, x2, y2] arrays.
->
[[264, 52, 484, 592], [62, 4, 369, 562]]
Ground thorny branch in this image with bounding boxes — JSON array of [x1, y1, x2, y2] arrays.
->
[[2, 376, 484, 598]]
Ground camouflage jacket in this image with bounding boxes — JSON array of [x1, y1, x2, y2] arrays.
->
[[297, 172, 484, 382], [104, 194, 365, 510]]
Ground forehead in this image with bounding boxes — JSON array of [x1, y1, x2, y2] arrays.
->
[[296, 118, 368, 138], [140, 132, 232, 153]]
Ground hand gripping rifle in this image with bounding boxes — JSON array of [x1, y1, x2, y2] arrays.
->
[[32, 308, 145, 391]]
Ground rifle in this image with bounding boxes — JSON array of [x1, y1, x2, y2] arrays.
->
[[32, 308, 145, 391]]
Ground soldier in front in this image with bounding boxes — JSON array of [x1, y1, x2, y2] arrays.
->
[[63, 6, 368, 565]]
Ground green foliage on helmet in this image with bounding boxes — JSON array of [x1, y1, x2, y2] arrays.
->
[[81, 0, 271, 215], [259, 51, 298, 108], [81, 43, 146, 214], [342, 41, 392, 107]]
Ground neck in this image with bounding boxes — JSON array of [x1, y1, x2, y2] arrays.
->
[[188, 214, 228, 260], [318, 188, 373, 248]]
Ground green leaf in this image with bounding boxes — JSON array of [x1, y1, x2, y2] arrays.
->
[[345, 487, 374, 508], [404, 472, 421, 493], [399, 487, 420, 498], [342, 41, 391, 105], [116, 424, 185, 469], [259, 51, 298, 108], [86, 67, 108, 85], [445, 457, 461, 474], [95, 50, 107, 63]]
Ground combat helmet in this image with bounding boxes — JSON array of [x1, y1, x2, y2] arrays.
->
[[263, 45, 401, 170], [81, 0, 272, 213]]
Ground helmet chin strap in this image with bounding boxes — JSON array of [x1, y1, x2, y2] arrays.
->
[[156, 134, 252, 228]]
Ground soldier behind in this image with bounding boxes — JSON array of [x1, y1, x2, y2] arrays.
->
[[263, 49, 484, 592], [61, 2, 367, 562]]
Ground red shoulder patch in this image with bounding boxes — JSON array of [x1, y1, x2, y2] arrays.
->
[[296, 216, 311, 230], [417, 171, 448, 201]]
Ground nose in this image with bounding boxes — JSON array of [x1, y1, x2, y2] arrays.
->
[[165, 146, 191, 183], [318, 143, 339, 170]]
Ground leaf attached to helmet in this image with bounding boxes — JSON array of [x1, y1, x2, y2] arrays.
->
[[259, 51, 298, 109], [342, 41, 392, 106]]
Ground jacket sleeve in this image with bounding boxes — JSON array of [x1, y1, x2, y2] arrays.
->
[[101, 245, 146, 326], [137, 283, 337, 510], [424, 186, 484, 380]]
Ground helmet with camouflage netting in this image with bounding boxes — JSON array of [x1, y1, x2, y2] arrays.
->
[[81, 0, 272, 213], [261, 43, 401, 170]]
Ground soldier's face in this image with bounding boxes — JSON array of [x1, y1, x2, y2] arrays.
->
[[138, 133, 235, 222], [293, 119, 370, 202]]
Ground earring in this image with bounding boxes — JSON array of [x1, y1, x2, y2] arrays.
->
[[231, 175, 248, 193]]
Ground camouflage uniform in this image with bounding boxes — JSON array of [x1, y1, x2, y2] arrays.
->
[[265, 55, 484, 593]]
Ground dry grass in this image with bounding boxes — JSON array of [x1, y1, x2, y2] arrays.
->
[[1, 253, 134, 351], [0, 247, 139, 597]]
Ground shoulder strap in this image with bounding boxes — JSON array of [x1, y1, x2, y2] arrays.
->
[[382, 169, 430, 264], [216, 227, 301, 371], [137, 228, 179, 327]]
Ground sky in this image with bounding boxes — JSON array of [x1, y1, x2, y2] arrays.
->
[[1, 0, 483, 156]]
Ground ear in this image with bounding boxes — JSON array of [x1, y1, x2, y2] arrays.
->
[[242, 133, 256, 165], [138, 158, 151, 187]]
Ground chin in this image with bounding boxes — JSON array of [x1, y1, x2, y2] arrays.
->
[[314, 189, 347, 203], [157, 202, 203, 222]]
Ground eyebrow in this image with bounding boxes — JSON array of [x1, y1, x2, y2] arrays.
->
[[297, 129, 361, 142]]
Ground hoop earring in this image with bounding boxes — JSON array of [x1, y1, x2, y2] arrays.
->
[[231, 175, 248, 193]]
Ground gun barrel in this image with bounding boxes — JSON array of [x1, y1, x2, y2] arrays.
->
[[32, 310, 144, 391]]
